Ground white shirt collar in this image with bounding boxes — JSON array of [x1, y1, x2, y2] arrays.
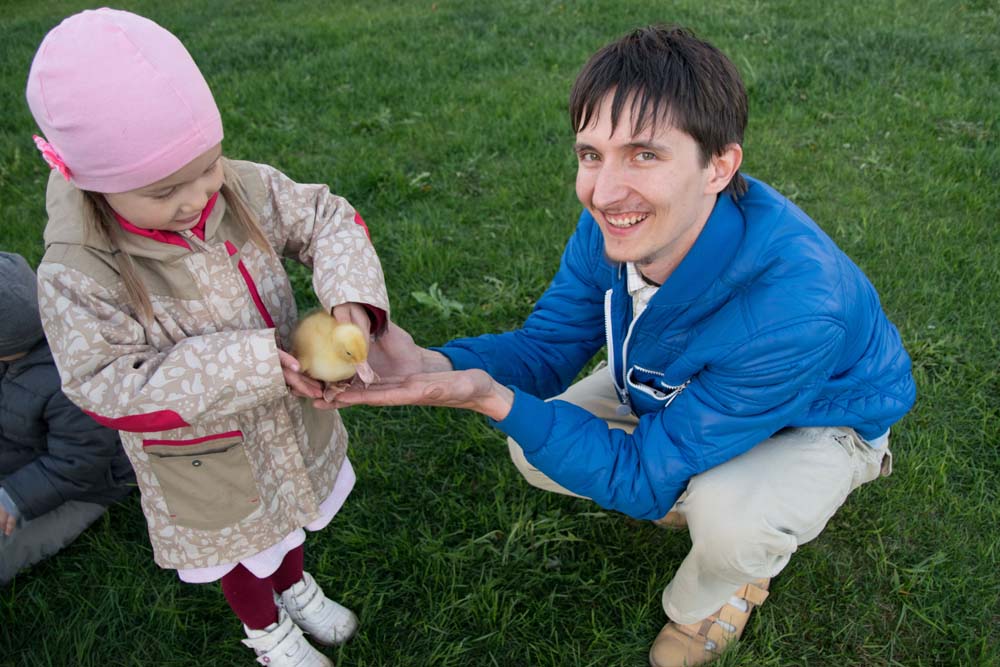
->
[[625, 262, 660, 320]]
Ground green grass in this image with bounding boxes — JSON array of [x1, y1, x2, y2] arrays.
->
[[1, 1, 998, 665]]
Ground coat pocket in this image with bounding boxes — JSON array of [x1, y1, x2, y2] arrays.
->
[[143, 430, 259, 530], [626, 365, 689, 405]]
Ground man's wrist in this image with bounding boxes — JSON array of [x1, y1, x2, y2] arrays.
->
[[421, 349, 454, 373], [480, 381, 514, 422]]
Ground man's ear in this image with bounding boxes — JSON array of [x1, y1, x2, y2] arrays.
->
[[705, 143, 743, 195]]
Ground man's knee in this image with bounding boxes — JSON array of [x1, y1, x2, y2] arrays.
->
[[679, 466, 804, 577], [506, 437, 587, 498], [678, 441, 857, 577], [682, 428, 861, 541], [685, 510, 799, 580]]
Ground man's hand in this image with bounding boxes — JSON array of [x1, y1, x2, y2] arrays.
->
[[0, 506, 17, 536], [327, 369, 515, 421]]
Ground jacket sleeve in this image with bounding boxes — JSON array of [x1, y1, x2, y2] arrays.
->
[[37, 262, 289, 433], [437, 213, 607, 399], [248, 162, 389, 335], [1, 387, 124, 520], [494, 317, 847, 519]]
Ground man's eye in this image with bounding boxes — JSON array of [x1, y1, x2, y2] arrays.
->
[[578, 152, 600, 162], [636, 151, 656, 161]]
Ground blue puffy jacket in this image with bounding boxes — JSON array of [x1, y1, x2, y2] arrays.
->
[[440, 177, 916, 519]]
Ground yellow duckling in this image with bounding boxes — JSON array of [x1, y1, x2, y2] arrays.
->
[[291, 310, 371, 383]]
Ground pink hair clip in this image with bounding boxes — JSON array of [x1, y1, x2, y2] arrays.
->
[[32, 135, 72, 182]]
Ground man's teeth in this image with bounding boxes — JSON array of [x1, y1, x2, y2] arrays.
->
[[606, 214, 647, 228]]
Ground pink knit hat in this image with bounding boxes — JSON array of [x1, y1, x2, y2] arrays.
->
[[25, 8, 223, 194]]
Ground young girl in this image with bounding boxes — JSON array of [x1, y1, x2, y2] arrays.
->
[[26, 9, 388, 666]]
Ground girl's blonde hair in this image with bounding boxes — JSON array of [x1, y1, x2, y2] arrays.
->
[[82, 159, 275, 324]]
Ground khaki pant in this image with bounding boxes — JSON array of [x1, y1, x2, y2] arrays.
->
[[507, 369, 891, 624]]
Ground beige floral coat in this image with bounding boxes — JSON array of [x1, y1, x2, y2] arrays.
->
[[36, 159, 389, 570]]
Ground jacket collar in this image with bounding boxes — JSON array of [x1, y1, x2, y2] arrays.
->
[[43, 168, 228, 261], [647, 192, 745, 307], [114, 192, 220, 250]]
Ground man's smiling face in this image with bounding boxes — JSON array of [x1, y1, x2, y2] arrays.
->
[[574, 93, 724, 284]]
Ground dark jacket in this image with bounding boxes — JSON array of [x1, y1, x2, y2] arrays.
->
[[441, 176, 916, 519], [0, 341, 133, 520]]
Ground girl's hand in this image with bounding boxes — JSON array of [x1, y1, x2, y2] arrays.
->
[[277, 348, 323, 399], [332, 302, 371, 340]]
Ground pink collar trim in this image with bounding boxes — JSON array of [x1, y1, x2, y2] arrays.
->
[[114, 192, 220, 249]]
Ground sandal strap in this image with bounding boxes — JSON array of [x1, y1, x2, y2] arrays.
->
[[676, 615, 734, 646], [736, 579, 770, 607], [667, 617, 715, 644], [702, 618, 733, 645]]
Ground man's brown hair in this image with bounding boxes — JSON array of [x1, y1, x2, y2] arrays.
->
[[569, 25, 748, 197]]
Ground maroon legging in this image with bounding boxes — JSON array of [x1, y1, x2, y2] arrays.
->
[[220, 544, 305, 629]]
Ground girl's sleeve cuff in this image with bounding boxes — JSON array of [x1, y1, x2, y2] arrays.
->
[[361, 305, 387, 338]]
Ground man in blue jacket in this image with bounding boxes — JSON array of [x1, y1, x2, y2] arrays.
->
[[331, 25, 916, 666]]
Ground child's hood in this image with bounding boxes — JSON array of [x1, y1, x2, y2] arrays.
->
[[42, 170, 107, 252], [41, 170, 225, 262]]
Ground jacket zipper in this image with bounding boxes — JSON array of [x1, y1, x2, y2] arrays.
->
[[605, 288, 638, 414], [620, 313, 641, 403], [224, 241, 275, 328], [181, 231, 275, 329], [633, 364, 690, 393], [603, 290, 626, 406], [627, 364, 691, 406]]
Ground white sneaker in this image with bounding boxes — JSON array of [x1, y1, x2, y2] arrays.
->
[[279, 572, 359, 646], [241, 608, 333, 667]]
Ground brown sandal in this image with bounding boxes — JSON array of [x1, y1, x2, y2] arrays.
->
[[649, 578, 770, 667]]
